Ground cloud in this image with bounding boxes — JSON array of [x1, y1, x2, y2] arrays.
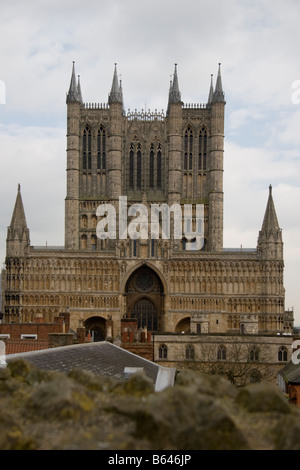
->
[[0, 124, 65, 266], [0, 0, 299, 323]]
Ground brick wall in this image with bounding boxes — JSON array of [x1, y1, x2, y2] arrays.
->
[[121, 343, 154, 362]]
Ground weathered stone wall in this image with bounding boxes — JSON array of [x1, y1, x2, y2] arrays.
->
[[0, 359, 299, 450]]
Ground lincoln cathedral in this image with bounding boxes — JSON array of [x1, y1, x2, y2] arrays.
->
[[2, 62, 295, 382]]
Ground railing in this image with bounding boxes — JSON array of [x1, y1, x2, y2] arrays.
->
[[183, 103, 209, 109], [126, 109, 165, 121], [82, 103, 109, 109]]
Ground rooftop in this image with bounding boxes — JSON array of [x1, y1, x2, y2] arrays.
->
[[4, 341, 176, 392]]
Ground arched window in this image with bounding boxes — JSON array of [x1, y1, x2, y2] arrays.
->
[[81, 214, 88, 228], [129, 142, 142, 190], [81, 235, 87, 250], [198, 127, 207, 171], [137, 146, 141, 188], [157, 148, 162, 188], [159, 344, 168, 359], [184, 127, 193, 170], [249, 347, 259, 362], [83, 126, 92, 170], [217, 345, 226, 361], [278, 346, 288, 362], [129, 146, 134, 188], [150, 239, 156, 257], [132, 239, 138, 257], [149, 146, 154, 188], [97, 126, 106, 170], [91, 235, 97, 251], [186, 345, 195, 360], [131, 298, 157, 331], [149, 143, 162, 190]]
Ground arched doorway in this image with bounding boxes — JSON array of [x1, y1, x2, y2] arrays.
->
[[125, 265, 164, 332], [84, 316, 106, 342], [175, 317, 191, 333]]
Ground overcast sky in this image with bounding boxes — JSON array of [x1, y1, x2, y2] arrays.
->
[[0, 0, 300, 324]]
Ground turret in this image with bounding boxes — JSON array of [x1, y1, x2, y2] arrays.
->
[[257, 185, 283, 260], [6, 184, 30, 257]]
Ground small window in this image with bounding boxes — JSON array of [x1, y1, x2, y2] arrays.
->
[[159, 344, 168, 359], [21, 334, 37, 340], [91, 235, 97, 251], [249, 347, 259, 362], [217, 345, 226, 361], [278, 346, 288, 362], [185, 345, 195, 360]]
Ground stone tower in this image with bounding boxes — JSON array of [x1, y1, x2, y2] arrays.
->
[[64, 62, 226, 253]]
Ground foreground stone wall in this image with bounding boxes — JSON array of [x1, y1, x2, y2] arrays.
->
[[0, 359, 300, 450]]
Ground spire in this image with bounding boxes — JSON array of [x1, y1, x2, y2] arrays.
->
[[168, 63, 182, 104], [6, 184, 30, 256], [66, 62, 80, 103], [257, 185, 283, 259], [208, 74, 214, 105], [213, 63, 225, 103], [9, 184, 28, 233], [108, 63, 123, 105], [260, 185, 281, 235], [77, 75, 83, 103]]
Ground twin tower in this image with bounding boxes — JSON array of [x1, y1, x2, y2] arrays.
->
[[65, 62, 226, 254]]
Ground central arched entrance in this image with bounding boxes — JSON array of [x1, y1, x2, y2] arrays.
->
[[84, 316, 106, 342], [125, 265, 164, 332]]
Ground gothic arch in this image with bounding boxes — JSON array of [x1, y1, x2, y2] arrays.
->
[[175, 317, 190, 333], [124, 264, 165, 332], [84, 316, 107, 342], [121, 261, 168, 294]]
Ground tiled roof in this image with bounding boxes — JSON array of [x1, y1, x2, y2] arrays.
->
[[5, 341, 176, 390], [6, 339, 49, 355]]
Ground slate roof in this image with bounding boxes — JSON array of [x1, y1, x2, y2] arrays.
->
[[278, 360, 300, 384], [4, 341, 176, 391]]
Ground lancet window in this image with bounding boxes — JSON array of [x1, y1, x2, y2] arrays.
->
[[198, 127, 207, 171], [129, 142, 142, 189], [149, 143, 162, 190], [184, 126, 193, 170], [97, 126, 106, 170], [83, 126, 92, 170]]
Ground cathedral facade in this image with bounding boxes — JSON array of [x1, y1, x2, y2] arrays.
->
[[2, 63, 294, 375]]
